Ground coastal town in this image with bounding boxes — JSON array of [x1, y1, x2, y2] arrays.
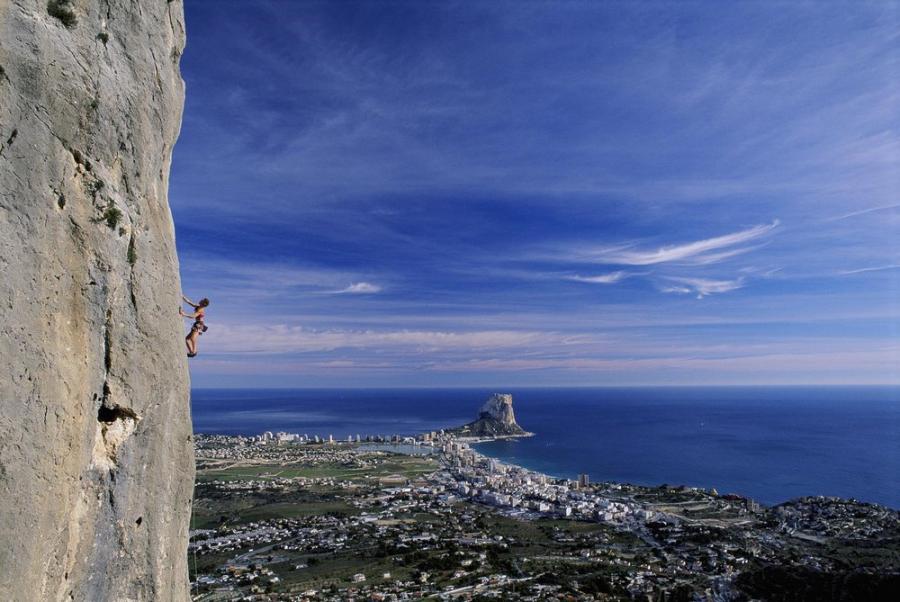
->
[[189, 395, 900, 601]]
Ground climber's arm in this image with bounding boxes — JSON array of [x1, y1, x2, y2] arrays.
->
[[182, 294, 198, 308], [179, 307, 199, 319]]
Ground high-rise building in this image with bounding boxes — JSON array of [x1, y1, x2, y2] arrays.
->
[[578, 473, 590, 488]]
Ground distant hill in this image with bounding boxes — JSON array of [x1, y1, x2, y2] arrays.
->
[[448, 394, 530, 438]]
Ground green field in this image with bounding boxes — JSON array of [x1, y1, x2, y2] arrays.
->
[[192, 454, 439, 530], [191, 484, 360, 529]]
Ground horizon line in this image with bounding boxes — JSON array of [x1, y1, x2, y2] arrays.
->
[[190, 383, 900, 391]]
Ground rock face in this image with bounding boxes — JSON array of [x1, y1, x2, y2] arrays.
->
[[0, 2, 193, 600], [478, 393, 519, 426], [451, 394, 529, 437]]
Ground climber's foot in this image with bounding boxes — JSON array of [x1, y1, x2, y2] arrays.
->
[[187, 352, 197, 358]]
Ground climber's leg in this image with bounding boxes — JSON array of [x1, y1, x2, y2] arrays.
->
[[187, 328, 200, 357]]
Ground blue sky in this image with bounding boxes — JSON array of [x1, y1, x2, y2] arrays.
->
[[171, 1, 899, 387]]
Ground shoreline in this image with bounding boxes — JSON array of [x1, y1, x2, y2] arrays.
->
[[450, 431, 535, 444], [195, 430, 897, 510], [196, 430, 899, 511], [449, 433, 899, 511]]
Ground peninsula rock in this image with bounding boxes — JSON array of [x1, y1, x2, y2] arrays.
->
[[450, 394, 530, 438]]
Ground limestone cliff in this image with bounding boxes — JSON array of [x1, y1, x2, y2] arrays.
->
[[0, 1, 193, 600], [478, 393, 519, 427], [450, 394, 530, 438]]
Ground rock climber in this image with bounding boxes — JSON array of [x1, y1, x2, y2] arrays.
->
[[179, 294, 209, 357]]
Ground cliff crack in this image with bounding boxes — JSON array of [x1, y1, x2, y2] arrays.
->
[[103, 308, 112, 376], [127, 233, 138, 311], [0, 128, 17, 157]]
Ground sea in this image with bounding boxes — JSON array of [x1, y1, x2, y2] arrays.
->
[[191, 386, 900, 509]]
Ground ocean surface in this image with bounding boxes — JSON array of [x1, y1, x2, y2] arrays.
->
[[191, 387, 900, 508]]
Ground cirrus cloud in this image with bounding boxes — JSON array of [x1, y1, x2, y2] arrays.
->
[[565, 271, 629, 284], [335, 282, 383, 294], [661, 276, 745, 298], [589, 221, 779, 266]]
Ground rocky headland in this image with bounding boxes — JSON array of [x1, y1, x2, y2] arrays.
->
[[0, 1, 193, 600], [448, 393, 533, 439]]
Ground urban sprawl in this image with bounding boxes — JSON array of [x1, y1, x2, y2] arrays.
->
[[189, 430, 899, 601]]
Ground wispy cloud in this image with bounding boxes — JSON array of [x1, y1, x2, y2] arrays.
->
[[426, 346, 900, 379], [565, 271, 628, 284], [838, 265, 900, 276], [678, 245, 765, 266], [205, 325, 588, 354], [587, 221, 779, 266], [661, 277, 745, 298], [827, 203, 900, 222], [335, 282, 383, 294]]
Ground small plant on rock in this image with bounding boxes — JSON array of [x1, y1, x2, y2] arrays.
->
[[127, 237, 137, 265], [94, 204, 123, 230], [47, 0, 77, 28]]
